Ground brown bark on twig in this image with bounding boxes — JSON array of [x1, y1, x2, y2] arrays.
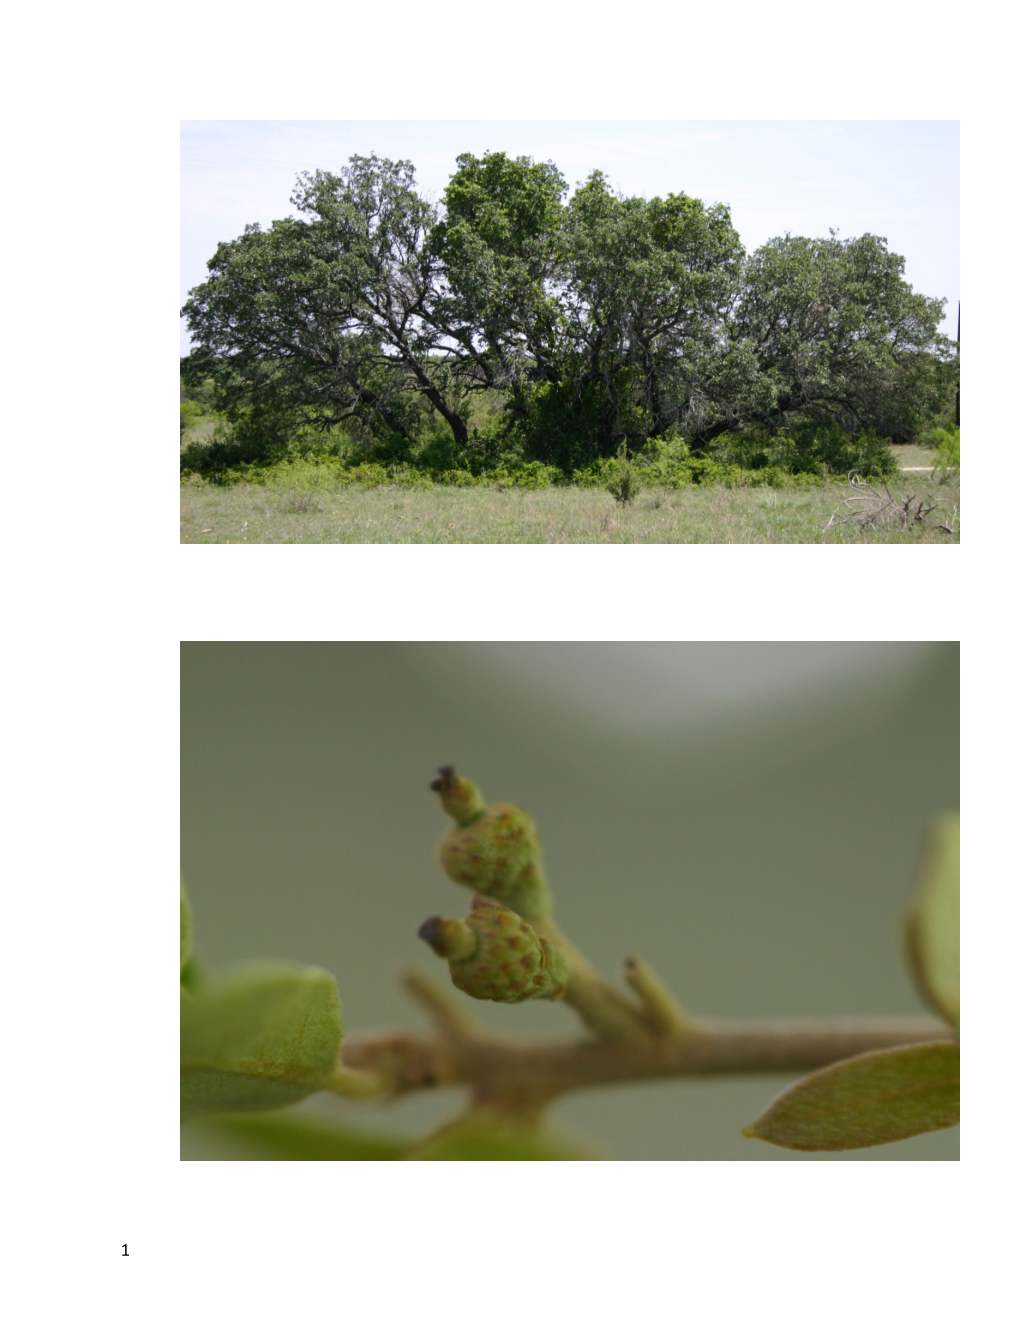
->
[[344, 1006, 954, 1116]]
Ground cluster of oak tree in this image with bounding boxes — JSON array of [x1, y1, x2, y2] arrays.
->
[[181, 152, 957, 469]]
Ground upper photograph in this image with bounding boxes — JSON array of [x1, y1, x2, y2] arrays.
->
[[180, 121, 959, 544]]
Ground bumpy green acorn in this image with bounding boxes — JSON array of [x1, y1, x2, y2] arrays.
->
[[418, 894, 568, 1004], [430, 767, 551, 919]]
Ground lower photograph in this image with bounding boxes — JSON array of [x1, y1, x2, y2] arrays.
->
[[180, 641, 959, 1161]]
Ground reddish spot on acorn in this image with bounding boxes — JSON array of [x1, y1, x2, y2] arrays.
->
[[432, 769, 552, 918], [419, 891, 568, 1004]]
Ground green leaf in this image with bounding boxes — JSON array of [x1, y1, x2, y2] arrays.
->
[[200, 1112, 412, 1160], [180, 953, 206, 994], [410, 1113, 593, 1160], [180, 882, 193, 976], [181, 960, 344, 1120], [743, 1041, 959, 1151], [906, 813, 960, 1027]]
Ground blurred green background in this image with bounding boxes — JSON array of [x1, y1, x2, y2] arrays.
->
[[181, 641, 959, 1160]]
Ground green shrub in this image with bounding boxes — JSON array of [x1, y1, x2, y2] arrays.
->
[[710, 421, 896, 479], [569, 461, 607, 490], [707, 430, 773, 470], [404, 426, 465, 475], [491, 461, 560, 490], [759, 467, 825, 489], [436, 469, 479, 488], [179, 366, 225, 414], [267, 460, 407, 492], [387, 465, 436, 489], [181, 415, 292, 481], [807, 425, 897, 478], [928, 425, 960, 470], [631, 436, 691, 489], [179, 416, 839, 494], [180, 410, 357, 482], [633, 452, 823, 490], [345, 463, 392, 488], [676, 456, 735, 486], [601, 444, 640, 504], [180, 400, 204, 437], [635, 435, 691, 465]]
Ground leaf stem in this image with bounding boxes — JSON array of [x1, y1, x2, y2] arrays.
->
[[326, 1065, 390, 1099]]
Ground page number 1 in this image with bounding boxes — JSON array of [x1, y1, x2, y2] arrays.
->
[[122, 1245, 129, 1257]]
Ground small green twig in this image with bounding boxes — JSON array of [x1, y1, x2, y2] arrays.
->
[[530, 915, 647, 1041], [623, 955, 694, 1037], [401, 968, 482, 1039]]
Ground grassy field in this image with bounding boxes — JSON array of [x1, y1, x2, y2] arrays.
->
[[181, 464, 960, 544], [891, 443, 940, 469]]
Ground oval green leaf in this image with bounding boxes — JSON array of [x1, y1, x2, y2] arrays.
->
[[180, 882, 193, 976], [201, 1112, 412, 1160], [743, 1041, 959, 1151], [906, 813, 960, 1027], [181, 960, 344, 1120]]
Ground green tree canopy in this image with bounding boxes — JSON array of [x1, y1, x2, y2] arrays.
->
[[550, 173, 745, 454], [431, 150, 567, 394], [728, 231, 956, 441], [181, 154, 956, 468], [182, 154, 475, 446]]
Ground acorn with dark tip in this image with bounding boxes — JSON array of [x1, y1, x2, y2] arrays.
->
[[418, 894, 568, 1004], [430, 767, 551, 919]]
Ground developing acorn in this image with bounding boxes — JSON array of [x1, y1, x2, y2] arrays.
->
[[418, 894, 568, 1004], [430, 767, 552, 919]]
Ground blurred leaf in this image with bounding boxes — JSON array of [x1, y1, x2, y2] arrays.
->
[[410, 1113, 594, 1160], [181, 882, 193, 976], [180, 953, 206, 995], [906, 813, 960, 1027], [181, 960, 344, 1120], [200, 1111, 412, 1160], [744, 1041, 959, 1151]]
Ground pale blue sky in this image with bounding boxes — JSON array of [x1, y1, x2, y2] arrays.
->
[[180, 120, 959, 355]]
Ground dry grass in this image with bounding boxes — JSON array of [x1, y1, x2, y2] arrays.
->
[[181, 472, 960, 544]]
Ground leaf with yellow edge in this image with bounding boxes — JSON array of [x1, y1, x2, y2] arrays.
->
[[906, 813, 960, 1027], [181, 960, 344, 1120], [744, 1041, 959, 1151]]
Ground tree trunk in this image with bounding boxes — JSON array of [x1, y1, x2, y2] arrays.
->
[[353, 380, 410, 442], [420, 383, 469, 446], [688, 419, 733, 452], [399, 355, 470, 446]]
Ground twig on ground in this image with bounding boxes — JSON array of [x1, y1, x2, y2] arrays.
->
[[936, 505, 958, 534], [824, 472, 953, 533]]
